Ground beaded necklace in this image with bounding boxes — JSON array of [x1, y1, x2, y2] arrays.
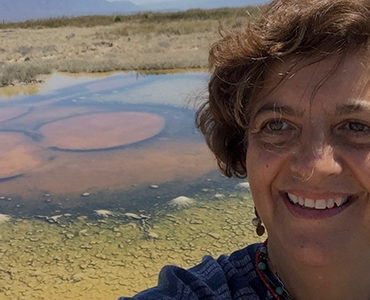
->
[[255, 240, 295, 300]]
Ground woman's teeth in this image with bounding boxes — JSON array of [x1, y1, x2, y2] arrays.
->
[[287, 193, 349, 209]]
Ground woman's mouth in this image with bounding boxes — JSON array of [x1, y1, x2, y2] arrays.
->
[[282, 192, 356, 219], [286, 192, 349, 209]]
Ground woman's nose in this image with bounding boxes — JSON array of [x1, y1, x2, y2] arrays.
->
[[289, 141, 343, 183]]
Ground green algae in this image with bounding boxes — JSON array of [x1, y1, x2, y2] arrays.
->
[[0, 192, 264, 299]]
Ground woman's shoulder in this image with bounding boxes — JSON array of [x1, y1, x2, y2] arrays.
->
[[118, 243, 270, 300]]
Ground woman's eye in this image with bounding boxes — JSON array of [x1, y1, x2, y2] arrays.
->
[[340, 121, 369, 134], [263, 120, 291, 132], [348, 121, 369, 132]]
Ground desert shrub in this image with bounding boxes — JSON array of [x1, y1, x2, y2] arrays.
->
[[57, 59, 124, 73], [41, 45, 58, 53], [0, 63, 52, 86], [113, 16, 121, 22], [15, 45, 33, 56]]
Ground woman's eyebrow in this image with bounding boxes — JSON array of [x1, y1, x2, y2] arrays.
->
[[336, 102, 370, 115], [253, 103, 304, 119]]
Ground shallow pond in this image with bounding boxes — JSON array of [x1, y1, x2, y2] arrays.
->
[[0, 72, 263, 299]]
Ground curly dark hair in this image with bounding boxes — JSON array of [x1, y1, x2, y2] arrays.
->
[[195, 0, 370, 178]]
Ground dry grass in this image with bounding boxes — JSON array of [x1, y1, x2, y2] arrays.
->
[[0, 7, 262, 29], [0, 6, 263, 86]]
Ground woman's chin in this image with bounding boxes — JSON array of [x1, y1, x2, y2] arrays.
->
[[274, 233, 347, 267], [291, 243, 337, 267], [266, 191, 363, 266]]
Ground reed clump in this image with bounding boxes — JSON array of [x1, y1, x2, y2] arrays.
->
[[0, 62, 52, 86]]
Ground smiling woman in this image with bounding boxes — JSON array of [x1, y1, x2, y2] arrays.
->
[[246, 53, 370, 297], [119, 0, 370, 299]]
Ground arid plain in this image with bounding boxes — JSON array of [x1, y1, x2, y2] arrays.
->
[[0, 7, 261, 87]]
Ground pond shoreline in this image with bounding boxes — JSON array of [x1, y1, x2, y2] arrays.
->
[[0, 68, 209, 98]]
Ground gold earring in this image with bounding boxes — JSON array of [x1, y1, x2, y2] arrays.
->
[[252, 207, 265, 236]]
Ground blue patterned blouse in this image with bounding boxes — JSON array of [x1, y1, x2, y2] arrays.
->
[[118, 243, 275, 300]]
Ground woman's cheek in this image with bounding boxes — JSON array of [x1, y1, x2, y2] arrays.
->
[[248, 134, 293, 167], [340, 147, 370, 191], [247, 137, 289, 183]]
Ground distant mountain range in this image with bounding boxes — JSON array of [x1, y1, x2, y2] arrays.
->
[[0, 0, 267, 22]]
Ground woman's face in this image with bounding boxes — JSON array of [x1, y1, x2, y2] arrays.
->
[[246, 53, 370, 265]]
